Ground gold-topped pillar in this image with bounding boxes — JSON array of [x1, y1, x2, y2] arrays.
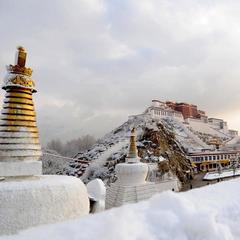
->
[[126, 128, 140, 163], [0, 47, 42, 177]]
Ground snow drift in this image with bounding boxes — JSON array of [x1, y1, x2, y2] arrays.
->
[[3, 179, 240, 240]]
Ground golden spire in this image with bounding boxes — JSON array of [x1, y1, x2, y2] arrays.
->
[[127, 128, 138, 160], [16, 46, 27, 67], [4, 47, 35, 91], [0, 47, 42, 177]]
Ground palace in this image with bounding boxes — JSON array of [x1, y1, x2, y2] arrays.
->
[[142, 100, 238, 138]]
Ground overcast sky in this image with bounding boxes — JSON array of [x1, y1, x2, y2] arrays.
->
[[1, 0, 240, 144]]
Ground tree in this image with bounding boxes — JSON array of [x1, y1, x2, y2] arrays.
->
[[46, 135, 96, 157], [46, 139, 64, 155]]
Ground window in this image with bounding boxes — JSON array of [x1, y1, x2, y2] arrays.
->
[[213, 156, 216, 160], [217, 155, 220, 160], [209, 156, 212, 160], [205, 156, 208, 161]]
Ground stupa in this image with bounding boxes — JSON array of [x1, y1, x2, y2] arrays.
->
[[0, 47, 89, 235], [105, 129, 180, 209], [105, 128, 157, 209], [0, 46, 42, 176]]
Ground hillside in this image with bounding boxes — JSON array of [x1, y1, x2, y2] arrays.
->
[[65, 115, 192, 184]]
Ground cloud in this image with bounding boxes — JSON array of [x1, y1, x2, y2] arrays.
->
[[0, 0, 240, 144]]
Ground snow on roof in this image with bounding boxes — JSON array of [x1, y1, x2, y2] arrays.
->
[[5, 179, 240, 240]]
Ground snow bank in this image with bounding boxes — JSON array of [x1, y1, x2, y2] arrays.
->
[[204, 169, 240, 180], [3, 179, 240, 240]]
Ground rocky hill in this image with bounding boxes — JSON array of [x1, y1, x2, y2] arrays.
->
[[64, 115, 192, 184]]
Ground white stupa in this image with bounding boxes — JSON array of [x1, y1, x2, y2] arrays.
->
[[105, 128, 158, 209], [105, 128, 180, 209], [0, 47, 89, 235]]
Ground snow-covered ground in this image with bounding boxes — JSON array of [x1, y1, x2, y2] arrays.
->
[[3, 179, 240, 240], [162, 118, 209, 152], [188, 120, 228, 139], [204, 169, 240, 180]]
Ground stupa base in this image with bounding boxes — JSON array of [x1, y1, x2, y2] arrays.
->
[[0, 175, 89, 235], [0, 160, 42, 177], [106, 182, 157, 209]]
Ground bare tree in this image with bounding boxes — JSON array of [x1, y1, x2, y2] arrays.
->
[[46, 135, 96, 157]]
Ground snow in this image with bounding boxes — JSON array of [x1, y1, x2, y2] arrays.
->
[[4, 179, 240, 240], [226, 136, 240, 146], [81, 140, 128, 180], [68, 115, 157, 181], [86, 179, 106, 201], [204, 169, 240, 180], [0, 175, 89, 235], [162, 118, 209, 151], [188, 120, 228, 138]]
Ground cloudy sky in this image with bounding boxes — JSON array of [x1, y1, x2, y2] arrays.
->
[[1, 0, 240, 144]]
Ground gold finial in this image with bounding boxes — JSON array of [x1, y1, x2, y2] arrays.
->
[[3, 46, 35, 91], [127, 127, 138, 159], [16, 46, 27, 67], [6, 46, 33, 77], [17, 46, 25, 51]]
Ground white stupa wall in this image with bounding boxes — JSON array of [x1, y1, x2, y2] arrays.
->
[[106, 178, 180, 209], [0, 175, 90, 235]]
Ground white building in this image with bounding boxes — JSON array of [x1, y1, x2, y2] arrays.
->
[[144, 100, 184, 121]]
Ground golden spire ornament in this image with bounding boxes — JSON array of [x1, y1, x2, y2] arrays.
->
[[0, 47, 42, 177], [126, 127, 139, 163]]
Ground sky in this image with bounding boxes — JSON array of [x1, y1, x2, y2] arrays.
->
[[1, 0, 240, 144]]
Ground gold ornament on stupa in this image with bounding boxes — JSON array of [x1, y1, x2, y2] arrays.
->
[[0, 47, 42, 177], [127, 127, 139, 162]]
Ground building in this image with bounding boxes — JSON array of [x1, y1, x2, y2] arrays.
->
[[141, 100, 238, 140], [143, 100, 184, 121], [229, 129, 238, 137], [166, 101, 206, 119], [188, 151, 239, 171]]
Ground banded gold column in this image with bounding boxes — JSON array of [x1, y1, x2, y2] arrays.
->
[[0, 47, 42, 177]]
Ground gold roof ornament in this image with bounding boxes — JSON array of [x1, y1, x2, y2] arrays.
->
[[0, 47, 42, 177], [126, 128, 139, 163], [4, 47, 35, 92]]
